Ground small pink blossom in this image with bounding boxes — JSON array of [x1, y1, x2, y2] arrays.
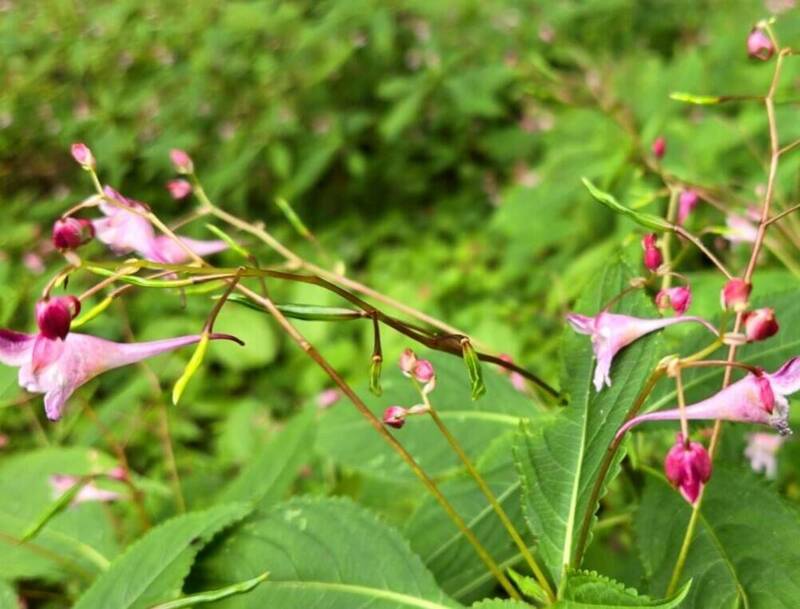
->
[[617, 356, 800, 437], [655, 286, 692, 316], [641, 234, 663, 272], [0, 329, 238, 420], [747, 28, 774, 61], [743, 308, 779, 342], [721, 278, 751, 311], [70, 143, 95, 169], [383, 405, 407, 429], [399, 348, 417, 377], [567, 312, 717, 391], [745, 432, 785, 478], [52, 217, 95, 250], [23, 253, 45, 275], [50, 475, 120, 504], [170, 148, 194, 174], [166, 179, 192, 200], [651, 137, 666, 160], [726, 214, 758, 245], [677, 190, 700, 225], [664, 434, 712, 504], [316, 388, 341, 409]]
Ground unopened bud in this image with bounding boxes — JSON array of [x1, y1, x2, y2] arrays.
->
[[52, 217, 95, 250], [399, 348, 417, 377], [677, 190, 700, 225], [664, 433, 712, 504], [641, 233, 663, 272], [651, 137, 666, 160], [35, 296, 81, 340], [166, 179, 192, 200], [382, 405, 407, 429], [747, 28, 774, 61], [655, 286, 692, 316], [170, 148, 194, 174], [721, 278, 751, 311], [743, 308, 779, 342], [413, 359, 436, 395], [70, 142, 95, 169]]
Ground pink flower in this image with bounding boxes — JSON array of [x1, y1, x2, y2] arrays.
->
[[655, 286, 692, 316], [383, 405, 407, 429], [726, 214, 758, 245], [617, 357, 800, 437], [52, 217, 95, 250], [677, 190, 700, 225], [743, 308, 779, 342], [399, 348, 417, 377], [641, 234, 663, 272], [567, 312, 717, 391], [166, 179, 192, 200], [23, 253, 45, 275], [35, 297, 80, 340], [70, 143, 95, 169], [721, 278, 751, 311], [170, 149, 194, 174], [664, 434, 712, 504], [316, 388, 340, 409], [744, 432, 785, 478], [651, 137, 666, 160], [50, 475, 120, 504], [747, 28, 774, 61], [0, 329, 237, 420], [92, 186, 226, 263]]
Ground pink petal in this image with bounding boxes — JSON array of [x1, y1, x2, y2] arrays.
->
[[0, 329, 35, 366], [566, 313, 594, 335], [769, 357, 800, 395], [151, 236, 228, 264]]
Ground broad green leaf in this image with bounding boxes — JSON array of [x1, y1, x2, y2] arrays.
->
[[197, 497, 460, 608], [514, 261, 660, 584], [318, 352, 547, 481], [73, 503, 250, 609], [405, 436, 531, 602], [148, 572, 268, 609], [0, 448, 119, 582], [636, 466, 800, 609], [581, 179, 671, 231], [217, 408, 315, 507], [555, 570, 691, 608]]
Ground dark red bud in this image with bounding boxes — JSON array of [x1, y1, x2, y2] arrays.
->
[[35, 296, 81, 340], [743, 308, 779, 343], [52, 217, 95, 250]]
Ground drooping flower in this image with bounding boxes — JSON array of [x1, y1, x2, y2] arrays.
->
[[92, 186, 226, 263], [70, 143, 95, 169], [664, 434, 712, 504], [0, 329, 238, 420], [655, 286, 692, 316], [677, 190, 700, 225], [747, 28, 775, 61], [743, 308, 779, 342], [383, 405, 407, 429], [721, 278, 751, 311], [567, 312, 718, 391], [52, 217, 95, 250], [616, 357, 800, 437], [166, 179, 192, 200], [651, 137, 666, 160], [50, 474, 121, 504], [641, 234, 663, 272], [744, 432, 785, 478]]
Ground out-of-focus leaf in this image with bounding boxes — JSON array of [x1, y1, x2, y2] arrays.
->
[[582, 179, 671, 231]]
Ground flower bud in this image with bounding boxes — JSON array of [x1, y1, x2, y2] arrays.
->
[[641, 233, 663, 272], [382, 405, 407, 429], [413, 359, 435, 383], [35, 296, 81, 340], [664, 434, 712, 504], [651, 137, 666, 160], [166, 179, 192, 200], [743, 308, 779, 343], [747, 28, 774, 61], [399, 348, 417, 377], [721, 278, 752, 311], [655, 286, 692, 316], [70, 142, 95, 169], [677, 189, 699, 225], [52, 217, 95, 250], [170, 148, 194, 174]]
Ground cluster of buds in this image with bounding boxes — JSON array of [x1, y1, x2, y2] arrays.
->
[[720, 279, 779, 343], [383, 349, 438, 429], [655, 285, 692, 316], [641, 234, 663, 272]]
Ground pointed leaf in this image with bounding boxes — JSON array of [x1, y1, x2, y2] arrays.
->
[[148, 572, 268, 609], [581, 179, 671, 231], [555, 570, 691, 608]]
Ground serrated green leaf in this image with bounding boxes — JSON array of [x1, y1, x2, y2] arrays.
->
[[73, 503, 251, 609], [217, 408, 315, 507], [556, 570, 690, 608], [514, 261, 660, 584], [581, 179, 671, 231], [636, 466, 800, 608], [508, 568, 548, 603], [197, 497, 460, 608]]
